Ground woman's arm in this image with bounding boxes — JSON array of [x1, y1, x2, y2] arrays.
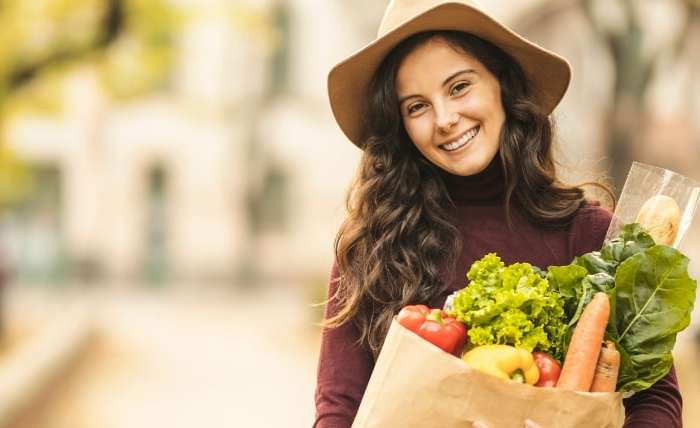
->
[[622, 365, 683, 427], [314, 263, 374, 428]]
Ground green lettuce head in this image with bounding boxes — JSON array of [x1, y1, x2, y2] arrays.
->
[[448, 253, 568, 360]]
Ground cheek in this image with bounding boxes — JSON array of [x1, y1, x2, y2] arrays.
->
[[403, 117, 432, 146], [491, 101, 506, 132], [463, 87, 504, 120], [465, 95, 496, 117]]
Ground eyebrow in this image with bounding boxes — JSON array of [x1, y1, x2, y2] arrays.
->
[[398, 69, 477, 106]]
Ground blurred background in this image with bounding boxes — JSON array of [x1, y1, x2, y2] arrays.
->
[[0, 0, 698, 427]]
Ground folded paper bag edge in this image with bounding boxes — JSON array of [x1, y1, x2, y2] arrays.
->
[[351, 319, 404, 427]]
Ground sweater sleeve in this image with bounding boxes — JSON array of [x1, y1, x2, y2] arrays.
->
[[314, 262, 373, 428], [623, 366, 683, 427], [572, 201, 683, 427], [568, 200, 614, 256]]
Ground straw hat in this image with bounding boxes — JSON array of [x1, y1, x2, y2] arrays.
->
[[328, 0, 572, 148]]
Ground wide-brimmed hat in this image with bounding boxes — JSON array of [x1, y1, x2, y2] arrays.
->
[[328, 0, 572, 148]]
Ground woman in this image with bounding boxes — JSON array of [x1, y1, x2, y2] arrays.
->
[[314, 1, 682, 427]]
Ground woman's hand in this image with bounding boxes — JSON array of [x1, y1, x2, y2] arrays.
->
[[472, 420, 543, 428]]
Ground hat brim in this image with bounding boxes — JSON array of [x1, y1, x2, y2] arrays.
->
[[328, 2, 571, 148]]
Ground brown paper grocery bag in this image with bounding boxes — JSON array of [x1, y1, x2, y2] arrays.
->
[[352, 320, 625, 428]]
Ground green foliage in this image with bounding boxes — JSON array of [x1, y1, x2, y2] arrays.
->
[[0, 0, 107, 101], [548, 224, 697, 392], [612, 245, 696, 391], [0, 0, 181, 212], [448, 254, 568, 361], [101, 0, 179, 99], [449, 224, 697, 392], [0, 0, 180, 115]]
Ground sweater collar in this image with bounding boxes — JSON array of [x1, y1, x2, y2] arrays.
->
[[443, 155, 507, 204]]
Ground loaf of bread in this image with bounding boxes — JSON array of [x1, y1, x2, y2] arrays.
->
[[635, 195, 681, 246]]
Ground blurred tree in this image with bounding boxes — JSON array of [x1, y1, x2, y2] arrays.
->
[[2, 0, 178, 118], [0, 0, 178, 341], [516, 0, 700, 190], [0, 0, 115, 107], [100, 0, 179, 99]]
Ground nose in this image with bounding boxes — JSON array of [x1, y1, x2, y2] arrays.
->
[[435, 105, 459, 134]]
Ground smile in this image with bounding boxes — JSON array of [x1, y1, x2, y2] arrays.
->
[[439, 126, 480, 152]]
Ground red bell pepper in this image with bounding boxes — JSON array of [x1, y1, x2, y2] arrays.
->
[[532, 351, 562, 387], [396, 304, 468, 356]]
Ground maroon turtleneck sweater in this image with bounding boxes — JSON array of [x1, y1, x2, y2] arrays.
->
[[314, 158, 682, 427]]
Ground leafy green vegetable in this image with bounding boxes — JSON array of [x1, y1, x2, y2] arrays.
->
[[448, 224, 697, 392], [600, 223, 656, 264], [572, 223, 656, 277], [547, 265, 616, 355], [549, 223, 697, 392], [448, 254, 568, 360], [548, 268, 614, 337], [611, 245, 696, 391]]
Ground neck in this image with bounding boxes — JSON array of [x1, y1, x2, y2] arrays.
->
[[442, 155, 506, 205]]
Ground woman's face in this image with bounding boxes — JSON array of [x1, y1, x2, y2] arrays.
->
[[396, 37, 505, 176]]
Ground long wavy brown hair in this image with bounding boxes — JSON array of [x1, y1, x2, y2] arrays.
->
[[324, 30, 613, 360]]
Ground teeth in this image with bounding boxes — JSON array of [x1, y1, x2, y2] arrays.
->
[[441, 126, 479, 151]]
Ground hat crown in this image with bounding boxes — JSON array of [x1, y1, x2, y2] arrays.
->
[[378, 0, 477, 37]]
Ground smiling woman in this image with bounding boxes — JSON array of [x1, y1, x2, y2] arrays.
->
[[396, 36, 505, 177], [314, 1, 683, 427]]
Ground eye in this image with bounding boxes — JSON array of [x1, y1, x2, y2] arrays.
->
[[407, 102, 426, 115], [450, 81, 470, 96]]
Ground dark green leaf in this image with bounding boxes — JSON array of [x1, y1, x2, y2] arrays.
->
[[574, 251, 617, 275], [547, 265, 587, 300], [600, 223, 656, 263], [613, 245, 697, 391]]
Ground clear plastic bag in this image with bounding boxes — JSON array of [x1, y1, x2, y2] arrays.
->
[[605, 162, 700, 248]]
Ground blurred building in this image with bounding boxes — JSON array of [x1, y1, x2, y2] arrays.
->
[[1, 0, 380, 286], [2, 0, 699, 288]]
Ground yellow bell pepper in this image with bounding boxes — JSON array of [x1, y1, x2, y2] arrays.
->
[[463, 345, 540, 385]]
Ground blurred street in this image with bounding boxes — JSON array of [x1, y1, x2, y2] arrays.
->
[[1, 285, 700, 428], [5, 286, 322, 428]]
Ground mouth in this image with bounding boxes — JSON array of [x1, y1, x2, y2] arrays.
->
[[439, 125, 480, 152]]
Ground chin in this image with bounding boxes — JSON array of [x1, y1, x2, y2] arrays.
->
[[450, 161, 489, 177]]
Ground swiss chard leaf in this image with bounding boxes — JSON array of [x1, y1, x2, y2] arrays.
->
[[573, 223, 656, 276], [613, 245, 697, 392], [546, 265, 587, 314], [600, 223, 656, 263], [547, 268, 615, 329], [574, 251, 617, 276]]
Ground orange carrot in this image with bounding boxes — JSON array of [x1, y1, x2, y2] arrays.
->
[[556, 292, 610, 391], [590, 341, 620, 392]]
